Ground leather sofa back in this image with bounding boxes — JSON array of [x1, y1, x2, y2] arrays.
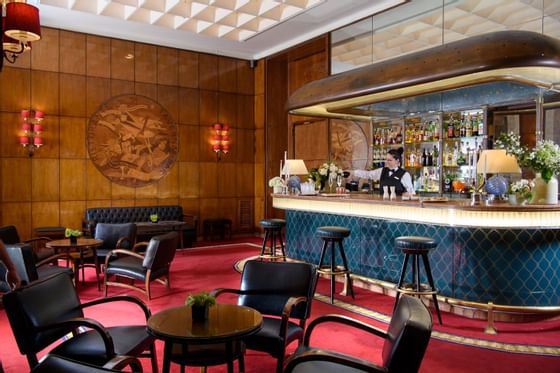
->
[[85, 205, 183, 224]]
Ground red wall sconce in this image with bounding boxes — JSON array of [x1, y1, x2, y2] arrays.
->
[[19, 109, 44, 156], [212, 123, 230, 160], [2, 1, 42, 67]]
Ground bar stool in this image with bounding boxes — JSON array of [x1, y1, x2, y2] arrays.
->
[[316, 226, 354, 304], [259, 219, 286, 260], [394, 236, 442, 324]]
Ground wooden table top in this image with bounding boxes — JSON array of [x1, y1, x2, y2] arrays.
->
[[46, 238, 103, 248]]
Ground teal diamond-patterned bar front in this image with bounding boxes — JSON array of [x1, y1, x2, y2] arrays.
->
[[285, 210, 560, 306]]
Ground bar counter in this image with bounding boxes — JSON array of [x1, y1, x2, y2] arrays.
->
[[273, 193, 560, 307]]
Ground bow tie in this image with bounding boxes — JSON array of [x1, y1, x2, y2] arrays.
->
[[389, 168, 398, 173]]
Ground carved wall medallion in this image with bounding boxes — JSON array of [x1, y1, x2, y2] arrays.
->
[[87, 94, 178, 188], [330, 119, 369, 170]]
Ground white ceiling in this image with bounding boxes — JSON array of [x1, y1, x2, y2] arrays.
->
[[36, 0, 406, 60]]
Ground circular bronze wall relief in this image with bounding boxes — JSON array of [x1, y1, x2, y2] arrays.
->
[[87, 94, 178, 188]]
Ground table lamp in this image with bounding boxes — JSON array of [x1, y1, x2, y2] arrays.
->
[[476, 149, 521, 199], [282, 159, 309, 191]]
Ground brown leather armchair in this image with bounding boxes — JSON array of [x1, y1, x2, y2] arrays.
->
[[3, 271, 158, 372], [103, 231, 179, 300], [211, 260, 318, 373], [283, 295, 433, 373]]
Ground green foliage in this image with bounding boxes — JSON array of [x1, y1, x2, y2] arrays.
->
[[186, 291, 216, 307], [64, 228, 82, 238], [149, 214, 159, 222]]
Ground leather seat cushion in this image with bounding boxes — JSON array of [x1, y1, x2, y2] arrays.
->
[[51, 325, 152, 367], [395, 236, 437, 250], [287, 360, 366, 373], [243, 317, 303, 358], [259, 219, 286, 228], [104, 257, 146, 280], [316, 226, 351, 239], [31, 355, 122, 373]]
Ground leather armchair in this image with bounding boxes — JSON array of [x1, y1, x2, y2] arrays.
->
[[3, 271, 157, 372], [104, 231, 179, 300], [94, 223, 137, 261], [212, 260, 318, 373], [0, 225, 72, 285], [283, 295, 433, 373], [31, 354, 143, 373]]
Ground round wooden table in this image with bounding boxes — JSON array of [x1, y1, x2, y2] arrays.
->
[[147, 303, 262, 373], [46, 238, 103, 290]]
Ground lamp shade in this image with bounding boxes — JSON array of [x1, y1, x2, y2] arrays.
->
[[282, 159, 308, 175], [4, 2, 41, 43], [476, 149, 521, 174]]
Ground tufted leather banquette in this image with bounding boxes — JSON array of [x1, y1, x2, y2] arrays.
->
[[83, 205, 197, 248]]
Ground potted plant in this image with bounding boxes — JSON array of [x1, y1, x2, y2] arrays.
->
[[186, 291, 216, 321], [149, 213, 159, 223], [65, 228, 82, 244]]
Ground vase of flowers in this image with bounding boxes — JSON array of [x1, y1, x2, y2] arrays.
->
[[496, 133, 560, 204], [309, 161, 343, 193], [65, 228, 81, 244], [269, 176, 284, 194], [508, 179, 534, 205]]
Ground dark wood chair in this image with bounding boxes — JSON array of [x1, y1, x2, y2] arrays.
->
[[103, 231, 178, 300], [283, 295, 433, 373], [3, 271, 158, 372], [212, 260, 318, 373]]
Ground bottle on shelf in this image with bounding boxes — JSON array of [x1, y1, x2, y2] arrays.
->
[[465, 114, 472, 137], [432, 145, 439, 167], [421, 148, 427, 166], [446, 115, 454, 139]]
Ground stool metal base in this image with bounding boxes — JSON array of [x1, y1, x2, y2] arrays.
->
[[318, 238, 354, 304]]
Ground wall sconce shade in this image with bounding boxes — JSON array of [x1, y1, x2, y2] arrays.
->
[[2, 1, 41, 65], [211, 123, 231, 160], [19, 109, 44, 156]]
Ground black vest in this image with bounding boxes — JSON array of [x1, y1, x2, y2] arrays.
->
[[379, 167, 406, 196]]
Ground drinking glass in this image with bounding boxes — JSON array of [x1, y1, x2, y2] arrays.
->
[[328, 173, 335, 192], [337, 174, 343, 188]]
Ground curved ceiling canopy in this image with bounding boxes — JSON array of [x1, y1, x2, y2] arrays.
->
[[287, 31, 560, 120]]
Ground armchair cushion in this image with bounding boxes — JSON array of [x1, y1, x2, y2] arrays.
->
[[31, 354, 143, 373]]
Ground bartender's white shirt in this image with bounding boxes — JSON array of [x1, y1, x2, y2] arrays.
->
[[353, 168, 415, 195]]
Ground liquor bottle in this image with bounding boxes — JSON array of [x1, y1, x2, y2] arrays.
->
[[432, 145, 439, 167], [447, 115, 454, 138], [478, 113, 484, 135], [396, 128, 403, 144], [452, 144, 458, 166], [472, 114, 479, 136], [433, 119, 440, 141], [427, 149, 433, 166], [421, 148, 427, 166], [465, 114, 472, 137], [459, 115, 466, 137]]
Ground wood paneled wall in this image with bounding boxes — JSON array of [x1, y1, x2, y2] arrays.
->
[[0, 28, 257, 240]]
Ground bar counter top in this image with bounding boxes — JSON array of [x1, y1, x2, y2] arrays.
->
[[272, 193, 560, 228]]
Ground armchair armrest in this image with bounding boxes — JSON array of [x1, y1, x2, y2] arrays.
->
[[35, 252, 73, 268], [132, 241, 150, 252], [116, 236, 133, 250], [79, 294, 151, 320], [103, 355, 144, 372], [104, 249, 144, 269], [278, 296, 307, 340], [36, 317, 116, 359], [303, 314, 387, 346], [210, 287, 242, 298], [284, 347, 387, 373]]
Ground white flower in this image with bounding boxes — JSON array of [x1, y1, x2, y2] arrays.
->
[[268, 176, 284, 188]]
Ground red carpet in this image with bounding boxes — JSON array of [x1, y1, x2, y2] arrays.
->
[[1, 239, 560, 372]]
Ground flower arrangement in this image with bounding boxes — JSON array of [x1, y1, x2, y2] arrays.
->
[[509, 179, 534, 202], [309, 161, 343, 189], [495, 132, 560, 182], [268, 176, 284, 188]]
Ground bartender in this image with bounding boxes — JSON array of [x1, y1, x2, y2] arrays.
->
[[349, 148, 415, 196]]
